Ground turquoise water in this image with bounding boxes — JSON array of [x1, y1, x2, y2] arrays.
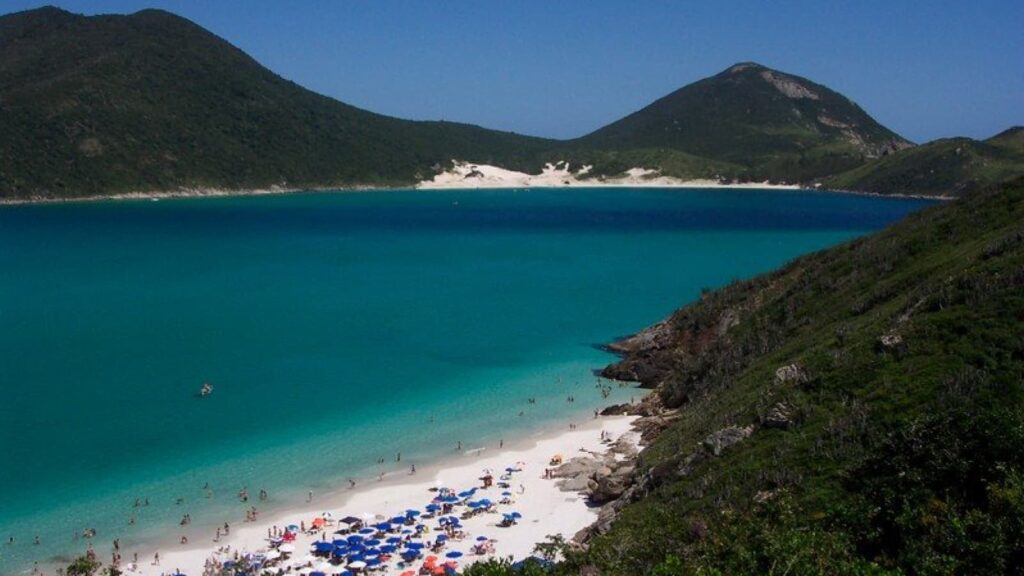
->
[[0, 188, 933, 572]]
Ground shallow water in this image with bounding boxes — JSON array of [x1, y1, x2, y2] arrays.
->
[[0, 187, 933, 572]]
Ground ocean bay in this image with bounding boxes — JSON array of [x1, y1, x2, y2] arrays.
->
[[0, 187, 932, 571]]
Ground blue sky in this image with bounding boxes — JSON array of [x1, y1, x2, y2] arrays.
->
[[3, 0, 1022, 142]]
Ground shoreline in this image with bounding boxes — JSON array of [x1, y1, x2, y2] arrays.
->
[[0, 169, 951, 207], [36, 413, 642, 576]]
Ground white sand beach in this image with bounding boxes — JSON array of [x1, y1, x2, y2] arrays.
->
[[117, 415, 639, 576], [417, 161, 802, 190]]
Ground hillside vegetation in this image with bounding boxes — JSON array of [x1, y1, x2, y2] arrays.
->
[[467, 180, 1024, 575], [573, 63, 912, 182], [0, 7, 554, 198], [823, 127, 1024, 197]]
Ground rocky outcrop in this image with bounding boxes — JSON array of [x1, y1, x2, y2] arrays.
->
[[701, 425, 754, 456], [774, 363, 808, 385], [762, 402, 795, 429], [575, 422, 758, 543]]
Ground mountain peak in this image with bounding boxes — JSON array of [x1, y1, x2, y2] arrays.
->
[[724, 62, 768, 74], [577, 62, 912, 180]]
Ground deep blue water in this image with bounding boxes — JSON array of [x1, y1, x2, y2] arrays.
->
[[0, 187, 934, 572]]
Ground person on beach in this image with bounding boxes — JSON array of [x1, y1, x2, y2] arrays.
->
[[500, 438, 504, 448], [153, 552, 160, 565], [348, 478, 356, 489], [457, 441, 462, 451], [34, 535, 40, 545], [180, 536, 188, 545], [410, 464, 416, 474], [224, 522, 230, 535], [397, 452, 401, 462]]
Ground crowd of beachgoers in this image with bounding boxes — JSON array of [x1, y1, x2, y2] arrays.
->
[[17, 413, 639, 576], [138, 468, 527, 576]]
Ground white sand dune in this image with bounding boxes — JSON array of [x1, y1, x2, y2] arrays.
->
[[123, 415, 638, 576], [417, 161, 801, 190]]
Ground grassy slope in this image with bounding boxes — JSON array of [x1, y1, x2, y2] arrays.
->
[[822, 128, 1024, 197], [466, 179, 1024, 575], [0, 7, 555, 198]]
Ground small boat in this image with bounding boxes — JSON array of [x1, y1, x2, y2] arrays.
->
[[199, 382, 214, 397]]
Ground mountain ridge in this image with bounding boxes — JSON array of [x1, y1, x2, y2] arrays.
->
[[1, 6, 1019, 200]]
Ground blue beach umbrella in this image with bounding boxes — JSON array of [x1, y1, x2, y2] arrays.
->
[[436, 534, 448, 541], [457, 490, 474, 498], [365, 539, 381, 546], [390, 515, 406, 524], [446, 551, 463, 558], [374, 522, 390, 530], [406, 509, 421, 517], [476, 536, 489, 541], [511, 511, 522, 518], [313, 541, 334, 553], [359, 527, 375, 534], [386, 537, 402, 544], [380, 544, 397, 553], [347, 535, 364, 544], [425, 503, 440, 511], [406, 541, 425, 549], [401, 529, 413, 534], [310, 572, 326, 576]]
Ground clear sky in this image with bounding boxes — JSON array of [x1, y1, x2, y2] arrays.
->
[[3, 0, 1021, 143]]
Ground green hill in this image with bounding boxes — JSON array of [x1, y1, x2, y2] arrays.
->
[[466, 180, 1024, 575], [0, 7, 555, 199], [2, 7, 1017, 200], [572, 62, 913, 182], [822, 127, 1024, 197]]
